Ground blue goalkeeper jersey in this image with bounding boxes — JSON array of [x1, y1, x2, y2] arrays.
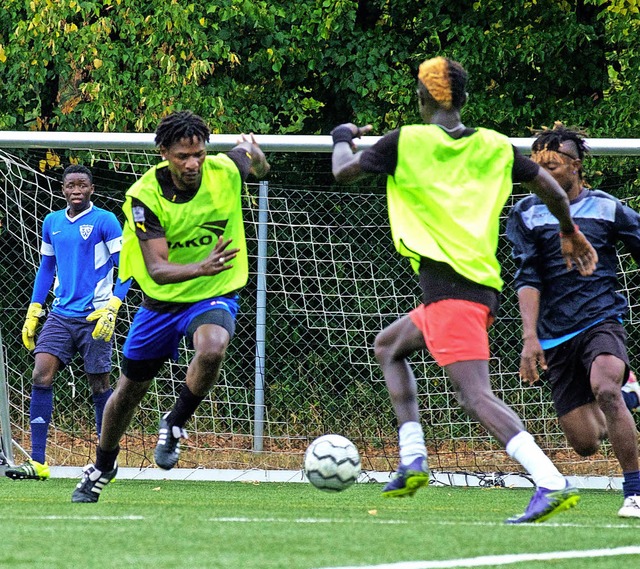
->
[[38, 203, 123, 318], [507, 188, 640, 341]]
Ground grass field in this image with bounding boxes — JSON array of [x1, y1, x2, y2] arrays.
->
[[2, 477, 640, 569]]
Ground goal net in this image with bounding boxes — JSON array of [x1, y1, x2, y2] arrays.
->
[[1, 137, 639, 484]]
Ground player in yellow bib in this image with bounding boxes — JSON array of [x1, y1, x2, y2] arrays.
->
[[331, 57, 598, 523], [72, 111, 270, 502]]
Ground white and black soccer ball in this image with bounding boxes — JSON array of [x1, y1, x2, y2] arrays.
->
[[304, 434, 361, 492]]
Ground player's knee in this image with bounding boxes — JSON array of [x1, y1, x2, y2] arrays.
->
[[455, 387, 486, 415], [593, 383, 624, 414], [373, 333, 391, 365], [572, 439, 601, 457], [454, 391, 478, 418], [32, 370, 54, 388], [195, 340, 227, 366], [87, 375, 111, 395], [112, 378, 149, 410], [566, 428, 605, 456]]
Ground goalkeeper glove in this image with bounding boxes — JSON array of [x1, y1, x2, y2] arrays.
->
[[86, 296, 122, 342], [22, 302, 45, 351]]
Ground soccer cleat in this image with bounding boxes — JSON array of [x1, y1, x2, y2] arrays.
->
[[382, 456, 430, 498], [618, 495, 640, 518], [622, 370, 640, 412], [154, 413, 188, 470], [5, 459, 50, 480], [71, 464, 117, 503], [506, 483, 580, 524]]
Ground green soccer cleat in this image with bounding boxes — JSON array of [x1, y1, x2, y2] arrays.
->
[[382, 457, 430, 498], [506, 483, 580, 524], [5, 459, 50, 481]]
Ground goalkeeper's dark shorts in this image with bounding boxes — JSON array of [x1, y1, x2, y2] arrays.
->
[[409, 299, 494, 367], [35, 312, 113, 374]]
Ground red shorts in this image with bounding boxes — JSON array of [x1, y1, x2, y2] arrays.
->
[[409, 299, 494, 367]]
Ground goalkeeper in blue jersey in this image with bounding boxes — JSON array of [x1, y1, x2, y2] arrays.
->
[[5, 165, 130, 482], [331, 56, 598, 524], [507, 123, 640, 518]]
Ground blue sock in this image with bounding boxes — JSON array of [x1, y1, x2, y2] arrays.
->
[[30, 385, 53, 464], [92, 389, 113, 439], [623, 471, 640, 498], [622, 390, 639, 412]]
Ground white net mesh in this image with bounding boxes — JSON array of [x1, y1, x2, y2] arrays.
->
[[1, 141, 639, 481]]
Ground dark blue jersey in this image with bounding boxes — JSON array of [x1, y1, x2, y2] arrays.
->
[[506, 188, 640, 339]]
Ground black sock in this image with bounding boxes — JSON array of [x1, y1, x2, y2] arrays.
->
[[165, 384, 205, 428], [96, 445, 120, 473]]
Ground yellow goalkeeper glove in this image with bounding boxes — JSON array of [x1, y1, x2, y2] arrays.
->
[[86, 296, 122, 342], [22, 302, 45, 351]]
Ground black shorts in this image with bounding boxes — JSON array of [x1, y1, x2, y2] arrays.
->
[[544, 319, 629, 417]]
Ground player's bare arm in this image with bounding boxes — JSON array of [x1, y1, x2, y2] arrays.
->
[[140, 236, 239, 284], [236, 133, 271, 179], [517, 287, 546, 385], [331, 123, 373, 184]]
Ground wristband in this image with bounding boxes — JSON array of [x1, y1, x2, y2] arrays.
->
[[559, 224, 579, 238], [331, 125, 354, 146]]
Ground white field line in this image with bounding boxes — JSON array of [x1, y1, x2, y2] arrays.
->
[[206, 516, 639, 530], [18, 515, 145, 520], [314, 546, 640, 569], [11, 515, 639, 530]]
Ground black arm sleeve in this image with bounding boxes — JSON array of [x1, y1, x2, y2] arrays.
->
[[227, 147, 252, 181], [130, 198, 165, 240], [359, 129, 400, 176]]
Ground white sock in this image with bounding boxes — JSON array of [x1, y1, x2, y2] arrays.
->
[[506, 431, 565, 490], [399, 421, 427, 466]]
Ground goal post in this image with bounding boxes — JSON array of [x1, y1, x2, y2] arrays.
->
[[1, 133, 639, 486], [0, 325, 16, 469]]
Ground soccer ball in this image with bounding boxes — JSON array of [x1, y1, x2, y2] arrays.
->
[[304, 434, 361, 492]]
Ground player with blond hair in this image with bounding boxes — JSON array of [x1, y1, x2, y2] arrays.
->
[[331, 56, 598, 523]]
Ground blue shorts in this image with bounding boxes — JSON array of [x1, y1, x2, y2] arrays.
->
[[122, 295, 239, 362], [34, 312, 113, 374]]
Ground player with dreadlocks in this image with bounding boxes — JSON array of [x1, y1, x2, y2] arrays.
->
[[330, 57, 598, 523], [72, 110, 270, 502], [507, 123, 640, 518]]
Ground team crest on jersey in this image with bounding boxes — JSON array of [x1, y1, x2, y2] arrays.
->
[[79, 225, 94, 240]]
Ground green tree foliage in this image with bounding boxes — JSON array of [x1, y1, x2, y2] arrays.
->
[[0, 0, 638, 136]]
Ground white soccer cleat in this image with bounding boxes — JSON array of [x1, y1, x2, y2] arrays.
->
[[622, 370, 640, 412], [618, 495, 640, 518]]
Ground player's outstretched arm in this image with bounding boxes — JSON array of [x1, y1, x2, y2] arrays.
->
[[235, 133, 271, 179], [331, 123, 373, 184]]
